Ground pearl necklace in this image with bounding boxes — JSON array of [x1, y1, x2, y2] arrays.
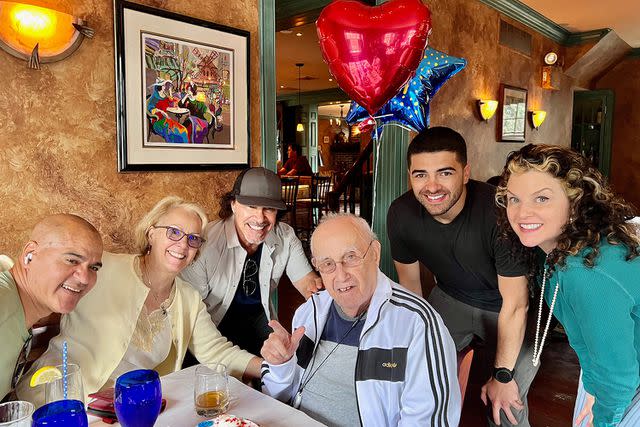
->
[[532, 264, 560, 367]]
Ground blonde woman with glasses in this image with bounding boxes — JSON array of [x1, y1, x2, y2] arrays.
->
[[18, 196, 261, 407]]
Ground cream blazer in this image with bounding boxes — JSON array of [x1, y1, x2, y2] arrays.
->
[[17, 252, 254, 407]]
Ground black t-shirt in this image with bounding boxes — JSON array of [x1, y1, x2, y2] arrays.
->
[[387, 180, 527, 312]]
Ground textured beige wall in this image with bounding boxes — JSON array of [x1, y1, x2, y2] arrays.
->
[[0, 0, 260, 256], [424, 0, 573, 180], [596, 57, 640, 211]]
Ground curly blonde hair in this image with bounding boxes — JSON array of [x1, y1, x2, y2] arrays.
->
[[133, 196, 208, 256], [495, 144, 638, 278]]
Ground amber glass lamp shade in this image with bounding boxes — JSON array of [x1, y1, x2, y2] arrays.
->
[[0, 1, 84, 63]]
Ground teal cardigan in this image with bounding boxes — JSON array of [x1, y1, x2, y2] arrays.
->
[[545, 241, 640, 426]]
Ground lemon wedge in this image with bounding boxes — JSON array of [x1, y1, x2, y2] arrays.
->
[[30, 366, 62, 387]]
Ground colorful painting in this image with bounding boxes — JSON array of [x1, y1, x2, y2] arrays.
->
[[114, 0, 249, 171], [143, 34, 232, 147]]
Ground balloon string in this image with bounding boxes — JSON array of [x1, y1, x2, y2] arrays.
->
[[371, 113, 393, 119], [371, 124, 381, 227]]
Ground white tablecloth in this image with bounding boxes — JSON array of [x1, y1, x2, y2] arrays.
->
[[88, 366, 325, 427]]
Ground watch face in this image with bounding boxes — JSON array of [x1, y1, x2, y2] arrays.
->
[[494, 368, 514, 383], [544, 52, 558, 65]]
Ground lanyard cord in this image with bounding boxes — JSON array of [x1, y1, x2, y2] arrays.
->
[[296, 306, 365, 396]]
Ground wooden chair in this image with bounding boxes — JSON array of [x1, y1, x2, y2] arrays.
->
[[309, 174, 331, 226], [295, 174, 331, 253], [280, 176, 299, 229]]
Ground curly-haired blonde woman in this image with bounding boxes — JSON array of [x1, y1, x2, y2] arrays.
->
[[495, 144, 640, 426]]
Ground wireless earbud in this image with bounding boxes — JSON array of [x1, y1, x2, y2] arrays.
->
[[24, 253, 33, 265]]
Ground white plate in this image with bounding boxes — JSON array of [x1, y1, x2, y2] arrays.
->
[[197, 414, 259, 427]]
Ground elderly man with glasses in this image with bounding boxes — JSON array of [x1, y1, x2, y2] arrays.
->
[[260, 213, 461, 426], [181, 167, 322, 357], [0, 214, 103, 401]]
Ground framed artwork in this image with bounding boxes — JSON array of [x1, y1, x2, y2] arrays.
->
[[114, 0, 250, 171], [498, 84, 527, 142]]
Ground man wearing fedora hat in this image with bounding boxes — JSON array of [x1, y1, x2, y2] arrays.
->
[[181, 167, 322, 356]]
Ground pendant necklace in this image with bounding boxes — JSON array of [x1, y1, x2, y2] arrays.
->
[[141, 256, 168, 317], [532, 262, 560, 367]]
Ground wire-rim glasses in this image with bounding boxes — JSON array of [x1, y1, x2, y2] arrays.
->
[[152, 225, 205, 249], [242, 259, 258, 296], [312, 240, 374, 274]]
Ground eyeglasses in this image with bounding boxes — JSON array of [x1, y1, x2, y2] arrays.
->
[[312, 240, 374, 274], [11, 332, 33, 390], [242, 259, 258, 296], [152, 226, 205, 249]]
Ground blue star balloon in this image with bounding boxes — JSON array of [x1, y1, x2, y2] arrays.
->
[[346, 47, 466, 132]]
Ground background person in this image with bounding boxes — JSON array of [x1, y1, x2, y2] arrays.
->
[[496, 144, 640, 426], [387, 127, 535, 426], [0, 214, 103, 401], [278, 144, 313, 176], [18, 196, 261, 407], [181, 168, 322, 356], [261, 214, 461, 426]]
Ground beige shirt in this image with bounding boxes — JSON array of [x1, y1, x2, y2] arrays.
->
[[180, 217, 312, 325], [0, 269, 30, 400], [17, 252, 254, 407]]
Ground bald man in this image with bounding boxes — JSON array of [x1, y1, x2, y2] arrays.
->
[[0, 214, 103, 400], [261, 214, 461, 426]]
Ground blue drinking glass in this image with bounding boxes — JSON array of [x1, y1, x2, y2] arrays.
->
[[114, 369, 162, 427], [32, 399, 88, 427]]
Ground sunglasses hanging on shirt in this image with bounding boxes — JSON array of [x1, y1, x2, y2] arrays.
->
[[242, 258, 258, 296]]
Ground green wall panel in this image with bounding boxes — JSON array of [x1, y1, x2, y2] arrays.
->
[[372, 125, 410, 281]]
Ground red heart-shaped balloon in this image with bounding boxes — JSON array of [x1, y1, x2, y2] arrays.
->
[[317, 0, 431, 116]]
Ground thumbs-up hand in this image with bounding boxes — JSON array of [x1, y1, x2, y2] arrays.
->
[[260, 320, 306, 365]]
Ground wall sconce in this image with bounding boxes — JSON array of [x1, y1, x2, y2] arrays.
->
[[542, 52, 561, 90], [0, 1, 94, 70], [530, 110, 547, 129], [296, 122, 304, 132], [477, 99, 498, 121]]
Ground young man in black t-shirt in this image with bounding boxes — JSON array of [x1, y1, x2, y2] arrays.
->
[[387, 127, 538, 427]]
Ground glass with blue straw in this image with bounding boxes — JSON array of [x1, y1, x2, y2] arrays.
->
[[44, 341, 84, 404], [34, 341, 88, 426]]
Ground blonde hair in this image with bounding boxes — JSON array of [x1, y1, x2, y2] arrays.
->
[[133, 196, 208, 255]]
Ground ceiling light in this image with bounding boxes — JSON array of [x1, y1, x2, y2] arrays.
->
[[296, 32, 302, 37], [296, 62, 304, 132]]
